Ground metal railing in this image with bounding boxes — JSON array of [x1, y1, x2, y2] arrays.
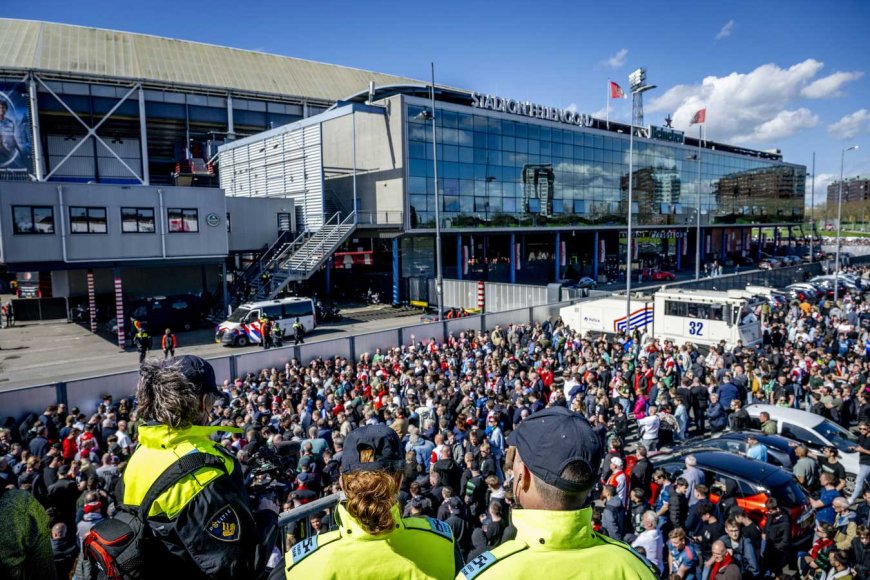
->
[[356, 210, 403, 226], [285, 211, 356, 274], [277, 492, 343, 549]]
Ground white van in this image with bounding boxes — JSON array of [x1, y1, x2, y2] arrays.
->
[[745, 404, 860, 493], [216, 297, 316, 347]]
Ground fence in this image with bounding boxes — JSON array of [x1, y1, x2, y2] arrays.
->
[[429, 279, 553, 312], [652, 262, 823, 293], [0, 296, 598, 424]]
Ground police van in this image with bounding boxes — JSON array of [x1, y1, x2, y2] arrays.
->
[[216, 297, 316, 347], [654, 289, 763, 349]]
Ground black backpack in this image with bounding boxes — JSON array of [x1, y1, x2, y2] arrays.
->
[[83, 453, 226, 580]]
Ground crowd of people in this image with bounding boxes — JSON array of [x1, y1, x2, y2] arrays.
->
[[3, 266, 870, 578]]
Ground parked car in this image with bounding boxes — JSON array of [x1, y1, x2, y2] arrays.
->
[[661, 431, 798, 471], [649, 270, 677, 281], [782, 284, 820, 303], [561, 276, 598, 289], [108, 294, 206, 342], [745, 404, 859, 493], [651, 449, 814, 546], [758, 257, 783, 270]]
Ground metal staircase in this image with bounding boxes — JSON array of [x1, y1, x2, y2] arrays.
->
[[250, 211, 356, 301]]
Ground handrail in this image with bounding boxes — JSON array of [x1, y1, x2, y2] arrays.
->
[[287, 211, 355, 272], [277, 492, 343, 528], [262, 229, 310, 273], [241, 230, 294, 282]]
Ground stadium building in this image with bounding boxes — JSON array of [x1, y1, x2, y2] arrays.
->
[[0, 18, 806, 317]]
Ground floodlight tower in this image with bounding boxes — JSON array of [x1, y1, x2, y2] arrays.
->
[[629, 68, 657, 128]]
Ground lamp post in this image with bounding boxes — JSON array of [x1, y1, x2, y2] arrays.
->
[[809, 152, 815, 264], [624, 70, 656, 332], [834, 145, 859, 303], [687, 152, 702, 279], [416, 63, 444, 320]]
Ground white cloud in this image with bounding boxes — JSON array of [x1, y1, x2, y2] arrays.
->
[[603, 48, 628, 69], [802, 71, 864, 98], [565, 103, 578, 112], [733, 108, 819, 143], [715, 20, 735, 40], [807, 173, 835, 202], [828, 109, 870, 140], [647, 59, 830, 145]]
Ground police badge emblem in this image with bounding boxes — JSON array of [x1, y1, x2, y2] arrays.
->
[[206, 505, 241, 542]]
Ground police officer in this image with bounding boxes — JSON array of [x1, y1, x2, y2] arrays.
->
[[292, 317, 304, 345], [272, 424, 460, 579], [272, 322, 284, 347], [121, 356, 276, 579], [458, 406, 658, 579], [132, 323, 151, 363]]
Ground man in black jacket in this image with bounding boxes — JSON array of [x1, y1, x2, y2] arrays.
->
[[669, 477, 689, 532], [762, 498, 790, 577], [850, 526, 870, 579], [630, 445, 654, 499]]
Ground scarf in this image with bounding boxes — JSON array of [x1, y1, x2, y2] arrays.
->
[[710, 552, 733, 579]]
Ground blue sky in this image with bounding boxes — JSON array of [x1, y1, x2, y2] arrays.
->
[[5, 0, 870, 204]]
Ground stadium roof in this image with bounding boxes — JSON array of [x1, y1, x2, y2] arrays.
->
[[0, 18, 423, 103]]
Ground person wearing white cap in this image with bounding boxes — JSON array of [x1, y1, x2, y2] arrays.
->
[[606, 456, 627, 504]]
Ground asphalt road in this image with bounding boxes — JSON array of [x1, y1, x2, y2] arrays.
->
[[0, 303, 422, 391]]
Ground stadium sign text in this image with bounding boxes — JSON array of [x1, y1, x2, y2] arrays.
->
[[471, 93, 595, 128]]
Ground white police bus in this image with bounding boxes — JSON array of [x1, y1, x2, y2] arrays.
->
[[653, 289, 763, 350]]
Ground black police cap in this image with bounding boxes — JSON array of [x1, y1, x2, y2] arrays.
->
[[161, 355, 221, 397], [341, 424, 405, 474], [507, 406, 602, 493]]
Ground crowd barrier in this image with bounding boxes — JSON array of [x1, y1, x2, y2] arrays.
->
[[0, 297, 596, 424]]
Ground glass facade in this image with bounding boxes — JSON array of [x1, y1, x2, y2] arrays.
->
[[406, 100, 805, 230]]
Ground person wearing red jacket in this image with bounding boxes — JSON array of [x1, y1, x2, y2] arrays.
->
[[162, 328, 177, 359], [62, 428, 79, 462]]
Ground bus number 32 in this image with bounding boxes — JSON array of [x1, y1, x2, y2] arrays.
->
[[688, 321, 704, 336]]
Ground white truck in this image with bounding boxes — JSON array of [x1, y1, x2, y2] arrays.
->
[[559, 296, 654, 337], [560, 289, 763, 349]]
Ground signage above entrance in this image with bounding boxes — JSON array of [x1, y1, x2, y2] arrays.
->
[[471, 92, 595, 128]]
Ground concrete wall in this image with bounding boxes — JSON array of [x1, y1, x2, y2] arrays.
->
[[226, 197, 296, 252], [0, 182, 228, 265], [322, 104, 405, 222]]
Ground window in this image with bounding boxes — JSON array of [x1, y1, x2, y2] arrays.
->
[[277, 213, 291, 231], [69, 206, 107, 234], [121, 207, 155, 233], [13, 206, 55, 235], [168, 208, 199, 233], [285, 301, 314, 317]]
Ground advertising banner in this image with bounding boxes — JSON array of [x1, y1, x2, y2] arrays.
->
[[0, 83, 33, 178]]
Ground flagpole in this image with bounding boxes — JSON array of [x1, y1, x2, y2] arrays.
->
[[696, 123, 702, 280], [606, 80, 610, 131]]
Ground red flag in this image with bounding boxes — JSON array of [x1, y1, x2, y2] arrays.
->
[[690, 108, 707, 125], [610, 81, 626, 99]]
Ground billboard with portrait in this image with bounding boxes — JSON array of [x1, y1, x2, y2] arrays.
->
[[0, 83, 33, 178]]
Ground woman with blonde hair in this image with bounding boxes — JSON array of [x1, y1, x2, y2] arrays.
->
[[274, 424, 460, 579]]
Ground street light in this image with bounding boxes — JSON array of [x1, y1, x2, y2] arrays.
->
[[624, 76, 656, 332], [687, 153, 702, 279], [416, 63, 444, 320], [834, 144, 859, 303], [809, 152, 815, 264]]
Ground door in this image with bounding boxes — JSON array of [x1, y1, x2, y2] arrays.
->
[[277, 212, 292, 232]]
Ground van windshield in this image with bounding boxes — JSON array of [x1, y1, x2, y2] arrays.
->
[[226, 307, 251, 323]]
